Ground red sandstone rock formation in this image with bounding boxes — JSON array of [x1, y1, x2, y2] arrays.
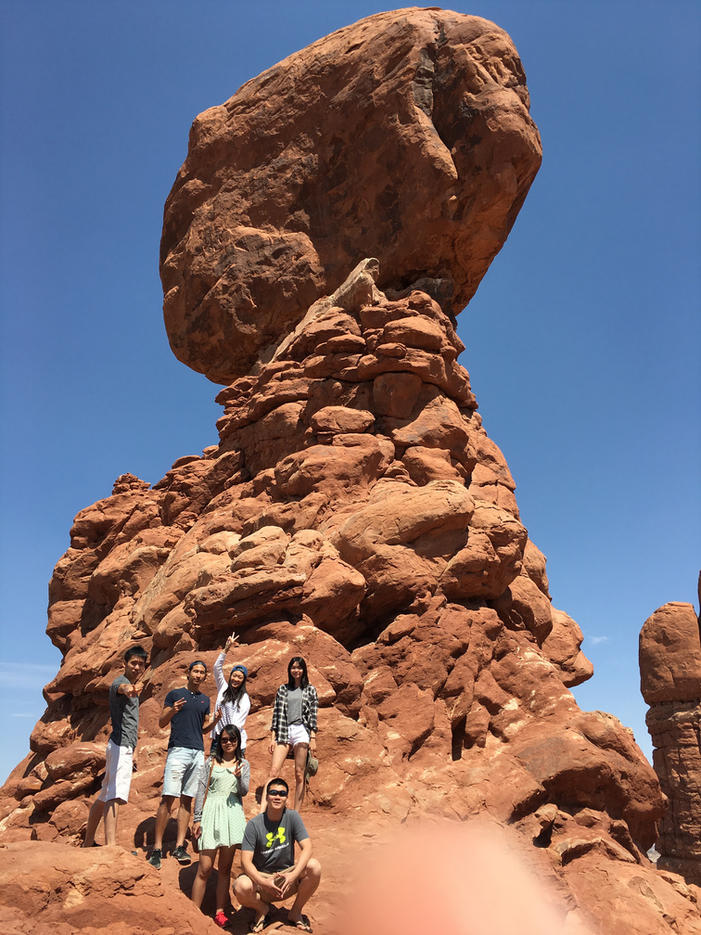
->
[[640, 592, 701, 886], [1, 8, 700, 934], [160, 8, 542, 383], [0, 841, 223, 934]]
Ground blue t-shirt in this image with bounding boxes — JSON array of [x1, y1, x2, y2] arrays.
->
[[164, 687, 210, 750]]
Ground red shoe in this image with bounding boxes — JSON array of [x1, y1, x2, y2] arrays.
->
[[214, 910, 228, 928]]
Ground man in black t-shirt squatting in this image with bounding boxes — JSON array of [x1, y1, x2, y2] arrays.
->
[[83, 645, 148, 846], [148, 659, 221, 869], [235, 777, 321, 932]]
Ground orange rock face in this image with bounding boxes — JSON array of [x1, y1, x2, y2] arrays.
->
[[160, 8, 542, 383], [640, 597, 701, 886], [2, 9, 699, 934], [0, 842, 223, 934]]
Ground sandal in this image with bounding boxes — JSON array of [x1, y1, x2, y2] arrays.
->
[[250, 912, 272, 933], [289, 916, 312, 932]]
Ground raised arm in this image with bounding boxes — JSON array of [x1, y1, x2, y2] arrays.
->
[[117, 680, 138, 698], [159, 693, 185, 729], [213, 651, 227, 693], [214, 632, 241, 692], [202, 704, 222, 734]]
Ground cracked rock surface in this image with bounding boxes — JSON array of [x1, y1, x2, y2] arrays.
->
[[160, 8, 542, 383]]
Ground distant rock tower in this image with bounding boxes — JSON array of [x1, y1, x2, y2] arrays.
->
[[640, 579, 701, 884]]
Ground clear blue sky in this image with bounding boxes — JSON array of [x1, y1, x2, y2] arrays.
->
[[1, 1, 699, 784]]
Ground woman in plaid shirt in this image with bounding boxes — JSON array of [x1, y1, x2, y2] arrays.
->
[[262, 656, 318, 812]]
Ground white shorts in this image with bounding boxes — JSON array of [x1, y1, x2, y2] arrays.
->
[[98, 738, 133, 803], [288, 724, 310, 747]]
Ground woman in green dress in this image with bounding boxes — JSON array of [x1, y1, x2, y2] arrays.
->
[[191, 724, 250, 928]]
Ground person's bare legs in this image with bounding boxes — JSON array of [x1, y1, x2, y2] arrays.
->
[[293, 744, 308, 812], [103, 798, 120, 846], [176, 794, 193, 848], [191, 849, 214, 909], [215, 845, 237, 914], [288, 859, 321, 926], [261, 744, 291, 812], [83, 798, 105, 846], [153, 795, 176, 851], [233, 874, 271, 927]]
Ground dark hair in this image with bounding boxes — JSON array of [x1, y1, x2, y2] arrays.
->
[[222, 666, 247, 711], [287, 656, 309, 689], [215, 725, 243, 764], [188, 659, 208, 674], [266, 777, 289, 795], [124, 646, 148, 663]]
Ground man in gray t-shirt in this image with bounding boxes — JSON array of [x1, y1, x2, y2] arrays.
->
[[108, 672, 139, 748], [83, 646, 148, 847], [234, 778, 321, 932]]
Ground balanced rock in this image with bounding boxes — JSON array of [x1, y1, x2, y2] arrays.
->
[[640, 595, 701, 885], [160, 7, 542, 382], [2, 8, 699, 934]]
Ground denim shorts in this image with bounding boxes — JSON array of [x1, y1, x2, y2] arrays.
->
[[162, 746, 204, 798]]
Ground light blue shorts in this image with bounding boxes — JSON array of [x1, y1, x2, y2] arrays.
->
[[162, 746, 204, 798]]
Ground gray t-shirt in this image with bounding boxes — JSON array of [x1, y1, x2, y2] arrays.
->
[[241, 808, 309, 873], [109, 674, 139, 748], [287, 687, 303, 725]]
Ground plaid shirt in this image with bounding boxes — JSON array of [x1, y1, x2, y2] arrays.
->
[[270, 683, 318, 744]]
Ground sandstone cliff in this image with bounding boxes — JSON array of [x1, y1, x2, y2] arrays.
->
[[1, 9, 699, 934]]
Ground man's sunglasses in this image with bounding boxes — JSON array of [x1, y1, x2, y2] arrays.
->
[[267, 789, 288, 797]]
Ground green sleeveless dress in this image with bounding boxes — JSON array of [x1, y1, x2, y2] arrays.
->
[[200, 762, 247, 849]]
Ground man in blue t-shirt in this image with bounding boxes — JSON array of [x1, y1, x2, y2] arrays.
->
[[234, 778, 321, 932], [147, 660, 220, 869], [83, 645, 148, 846]]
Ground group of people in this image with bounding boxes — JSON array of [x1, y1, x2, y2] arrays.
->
[[84, 635, 321, 932]]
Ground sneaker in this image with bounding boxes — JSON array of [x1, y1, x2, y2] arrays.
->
[[171, 844, 191, 865], [213, 910, 228, 928], [147, 848, 162, 869]]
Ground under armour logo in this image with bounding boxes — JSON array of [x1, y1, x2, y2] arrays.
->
[[266, 827, 287, 848]]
